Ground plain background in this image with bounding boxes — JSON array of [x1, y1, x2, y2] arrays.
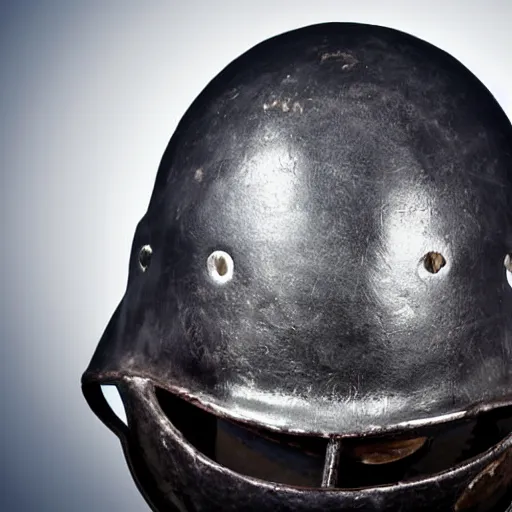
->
[[1, 0, 511, 510]]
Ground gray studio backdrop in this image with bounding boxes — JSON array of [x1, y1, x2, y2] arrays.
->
[[1, 1, 510, 510]]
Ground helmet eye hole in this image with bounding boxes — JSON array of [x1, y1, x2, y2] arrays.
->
[[138, 245, 152, 272], [423, 251, 446, 274], [154, 386, 512, 491], [207, 251, 234, 283]]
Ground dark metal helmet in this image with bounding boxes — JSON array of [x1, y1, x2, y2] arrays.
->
[[82, 22, 512, 511]]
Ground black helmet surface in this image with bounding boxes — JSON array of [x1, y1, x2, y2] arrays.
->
[[82, 22, 512, 511]]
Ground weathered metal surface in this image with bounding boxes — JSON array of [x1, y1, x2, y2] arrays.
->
[[82, 21, 512, 511]]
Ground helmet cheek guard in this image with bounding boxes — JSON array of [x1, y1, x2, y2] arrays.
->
[[82, 22, 512, 512]]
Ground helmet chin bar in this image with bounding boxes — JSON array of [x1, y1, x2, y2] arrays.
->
[[84, 376, 512, 512], [321, 438, 342, 488]]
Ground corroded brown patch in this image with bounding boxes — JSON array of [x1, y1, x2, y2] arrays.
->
[[351, 436, 428, 465], [455, 449, 512, 511]]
